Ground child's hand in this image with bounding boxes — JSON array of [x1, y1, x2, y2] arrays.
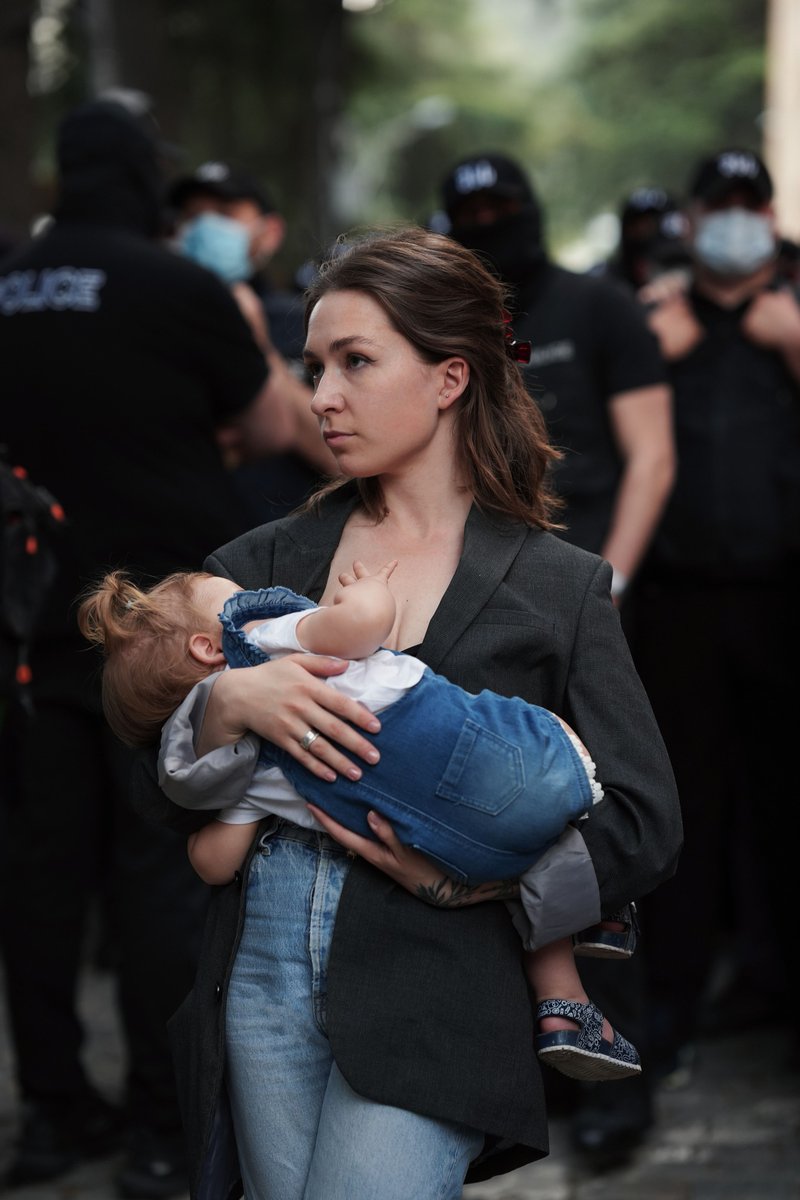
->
[[307, 560, 398, 659], [337, 559, 398, 589]]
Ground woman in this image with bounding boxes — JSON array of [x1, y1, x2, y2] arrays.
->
[[137, 228, 681, 1199]]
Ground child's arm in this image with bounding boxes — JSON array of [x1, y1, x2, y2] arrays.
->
[[296, 560, 398, 660], [187, 819, 260, 885]]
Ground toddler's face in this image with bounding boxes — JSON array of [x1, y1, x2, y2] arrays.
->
[[192, 576, 242, 630]]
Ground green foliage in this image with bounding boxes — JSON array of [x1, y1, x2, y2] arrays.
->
[[508, 0, 766, 243], [9, 0, 769, 269], [546, 0, 767, 227], [341, 0, 533, 226], [344, 0, 767, 250]]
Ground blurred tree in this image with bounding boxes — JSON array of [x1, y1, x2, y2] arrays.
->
[[339, 0, 533, 228], [339, 0, 766, 251], [1, 0, 347, 279], [0, 0, 769, 269], [106, 0, 347, 277], [0, 0, 39, 242], [531, 0, 767, 242]]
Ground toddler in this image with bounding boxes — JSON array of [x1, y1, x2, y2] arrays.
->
[[79, 562, 640, 1081]]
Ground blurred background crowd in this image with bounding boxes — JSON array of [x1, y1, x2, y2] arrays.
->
[[0, 1, 799, 1197]]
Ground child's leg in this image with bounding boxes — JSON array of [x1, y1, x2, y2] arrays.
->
[[525, 939, 606, 1034], [524, 940, 641, 1081], [573, 903, 639, 959], [187, 819, 260, 886]]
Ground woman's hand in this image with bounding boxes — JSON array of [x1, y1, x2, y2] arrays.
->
[[307, 806, 520, 906], [198, 654, 382, 782]]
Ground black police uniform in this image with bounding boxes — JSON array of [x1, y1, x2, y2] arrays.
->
[[0, 100, 267, 1185], [442, 152, 669, 1162], [233, 274, 322, 524], [512, 262, 666, 554], [632, 280, 800, 1061], [509, 260, 666, 1158]]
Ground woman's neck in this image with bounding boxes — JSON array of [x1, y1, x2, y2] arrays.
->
[[367, 428, 473, 538], [332, 471, 472, 651], [370, 474, 472, 541]]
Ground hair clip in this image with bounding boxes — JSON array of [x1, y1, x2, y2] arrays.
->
[[502, 311, 532, 366], [506, 339, 532, 365]]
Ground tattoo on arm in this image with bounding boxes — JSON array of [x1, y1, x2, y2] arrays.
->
[[415, 876, 520, 907]]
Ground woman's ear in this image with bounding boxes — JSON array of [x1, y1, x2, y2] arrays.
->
[[439, 357, 469, 409], [188, 632, 227, 668]]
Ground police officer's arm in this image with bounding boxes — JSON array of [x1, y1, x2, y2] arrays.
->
[[647, 292, 705, 360], [219, 344, 338, 472], [217, 289, 295, 458], [740, 288, 800, 384], [263, 354, 338, 475], [291, 379, 340, 476], [220, 360, 297, 458], [226, 282, 337, 474], [594, 279, 676, 598], [602, 383, 675, 597], [177, 267, 295, 459]]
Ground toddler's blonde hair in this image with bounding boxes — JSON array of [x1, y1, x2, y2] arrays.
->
[[78, 569, 221, 747]]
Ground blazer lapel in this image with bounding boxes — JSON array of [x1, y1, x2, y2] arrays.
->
[[271, 490, 529, 667], [420, 505, 530, 672]]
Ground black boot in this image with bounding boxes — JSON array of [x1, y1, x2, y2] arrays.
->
[[115, 1126, 189, 1200], [571, 1075, 654, 1170], [4, 1089, 124, 1187]]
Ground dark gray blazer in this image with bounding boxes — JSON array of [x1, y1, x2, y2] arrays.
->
[[135, 484, 681, 1199]]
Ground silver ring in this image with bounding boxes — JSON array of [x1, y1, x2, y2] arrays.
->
[[299, 729, 320, 751]]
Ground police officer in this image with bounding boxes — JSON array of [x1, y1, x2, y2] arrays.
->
[[599, 186, 690, 291], [0, 98, 288, 1196], [167, 161, 337, 520], [441, 154, 674, 604], [440, 152, 676, 1166], [638, 148, 800, 1072]]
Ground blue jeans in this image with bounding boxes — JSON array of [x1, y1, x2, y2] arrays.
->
[[225, 821, 484, 1199], [221, 587, 592, 883]]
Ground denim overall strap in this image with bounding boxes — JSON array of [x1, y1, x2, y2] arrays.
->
[[219, 587, 317, 670]]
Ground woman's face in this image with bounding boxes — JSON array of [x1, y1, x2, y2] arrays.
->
[[304, 289, 456, 480]]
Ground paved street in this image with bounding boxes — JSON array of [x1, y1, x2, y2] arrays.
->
[[1, 964, 798, 1199]]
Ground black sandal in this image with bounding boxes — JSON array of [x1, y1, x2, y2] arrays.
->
[[573, 901, 639, 959], [535, 999, 642, 1080]]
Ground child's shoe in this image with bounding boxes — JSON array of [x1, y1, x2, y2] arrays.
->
[[573, 902, 638, 959], [535, 999, 641, 1081]]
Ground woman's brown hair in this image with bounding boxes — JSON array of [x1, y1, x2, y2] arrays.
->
[[77, 570, 217, 747], [304, 226, 562, 528]]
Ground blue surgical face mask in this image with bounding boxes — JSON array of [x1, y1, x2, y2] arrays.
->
[[178, 212, 252, 283], [693, 208, 776, 277]]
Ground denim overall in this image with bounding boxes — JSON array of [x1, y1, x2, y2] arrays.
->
[[219, 587, 592, 884]]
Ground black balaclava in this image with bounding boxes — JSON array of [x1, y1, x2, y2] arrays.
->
[[450, 204, 545, 285], [441, 153, 546, 286], [55, 100, 164, 237]]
